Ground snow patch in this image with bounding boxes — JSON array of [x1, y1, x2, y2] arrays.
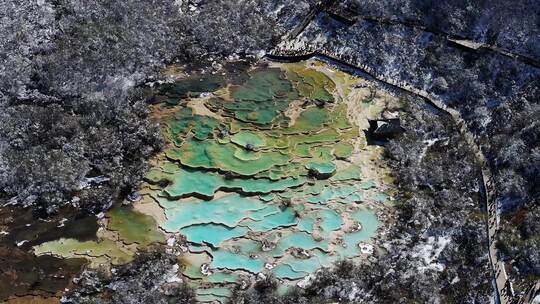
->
[[165, 264, 183, 283], [411, 236, 451, 273]]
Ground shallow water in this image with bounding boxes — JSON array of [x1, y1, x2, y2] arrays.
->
[[143, 60, 389, 302], [28, 59, 396, 303]]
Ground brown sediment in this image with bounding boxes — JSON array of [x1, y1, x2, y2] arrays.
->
[[160, 64, 188, 80], [283, 98, 308, 126], [5, 295, 61, 304], [0, 206, 94, 302], [133, 196, 168, 225], [148, 103, 183, 123], [186, 97, 225, 121]]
